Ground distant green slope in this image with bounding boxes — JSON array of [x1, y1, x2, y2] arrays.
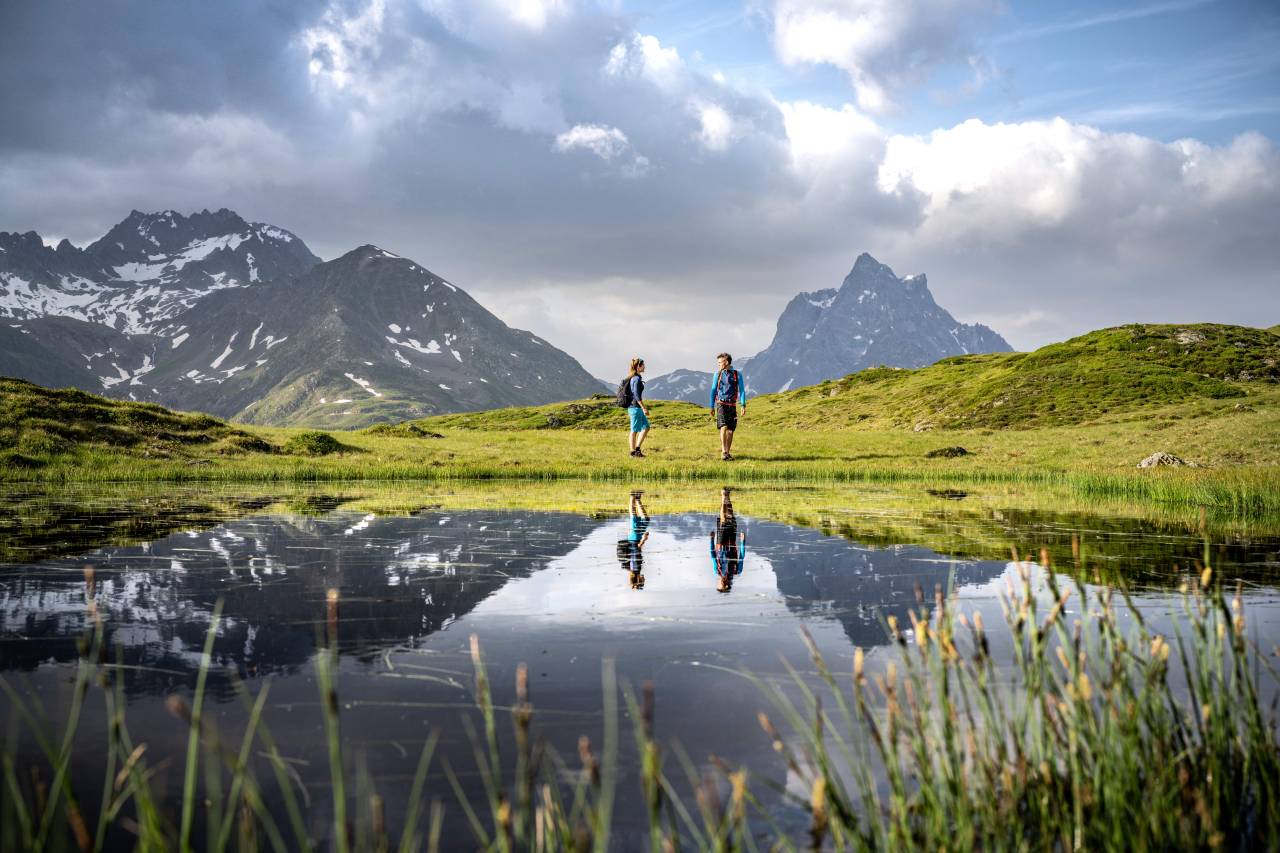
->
[[412, 396, 709, 431], [0, 377, 273, 466], [415, 323, 1279, 432]]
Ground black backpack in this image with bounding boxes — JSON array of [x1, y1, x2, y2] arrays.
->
[[615, 377, 634, 408]]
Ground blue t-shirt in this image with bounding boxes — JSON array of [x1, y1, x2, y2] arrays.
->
[[629, 375, 644, 407]]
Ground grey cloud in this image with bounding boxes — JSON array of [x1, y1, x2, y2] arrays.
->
[[0, 0, 1276, 380], [0, 1, 329, 155]]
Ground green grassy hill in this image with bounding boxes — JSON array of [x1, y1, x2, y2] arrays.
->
[[414, 323, 1279, 432], [0, 377, 274, 468]]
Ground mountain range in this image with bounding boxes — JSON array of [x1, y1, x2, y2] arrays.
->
[[1, 210, 1012, 426], [0, 209, 604, 426], [644, 253, 1011, 402]]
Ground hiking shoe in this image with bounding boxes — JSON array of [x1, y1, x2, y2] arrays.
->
[[632, 449, 646, 458], [721, 453, 733, 461]]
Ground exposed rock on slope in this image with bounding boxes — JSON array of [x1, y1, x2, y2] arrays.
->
[[135, 245, 606, 426]]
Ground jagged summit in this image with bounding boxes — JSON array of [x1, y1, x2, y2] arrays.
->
[[0, 208, 320, 333], [339, 244, 408, 262], [646, 252, 1012, 401]]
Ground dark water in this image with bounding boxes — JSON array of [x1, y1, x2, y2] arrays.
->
[[2, 485, 1278, 846]]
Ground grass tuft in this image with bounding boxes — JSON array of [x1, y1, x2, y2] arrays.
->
[[283, 430, 350, 456]]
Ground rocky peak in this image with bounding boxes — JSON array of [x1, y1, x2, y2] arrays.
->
[[646, 252, 1013, 400], [0, 208, 320, 334], [849, 251, 892, 277], [88, 208, 254, 260], [0, 230, 48, 255]]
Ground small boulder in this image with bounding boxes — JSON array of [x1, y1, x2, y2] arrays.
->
[[1137, 451, 1195, 468], [925, 446, 969, 459]]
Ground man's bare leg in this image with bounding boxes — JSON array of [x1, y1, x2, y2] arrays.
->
[[725, 428, 735, 455]]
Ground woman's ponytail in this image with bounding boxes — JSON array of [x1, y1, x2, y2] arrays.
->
[[628, 357, 644, 377]]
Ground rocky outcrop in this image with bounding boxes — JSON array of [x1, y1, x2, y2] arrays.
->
[[647, 253, 1011, 401]]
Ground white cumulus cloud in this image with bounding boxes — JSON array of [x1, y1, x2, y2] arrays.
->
[[603, 33, 683, 89], [878, 117, 1280, 241], [554, 124, 630, 159], [691, 100, 736, 151], [769, 0, 999, 112]]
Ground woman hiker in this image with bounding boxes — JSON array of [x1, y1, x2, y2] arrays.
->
[[625, 357, 650, 458]]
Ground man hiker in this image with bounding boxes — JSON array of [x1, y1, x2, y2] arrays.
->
[[709, 352, 746, 461]]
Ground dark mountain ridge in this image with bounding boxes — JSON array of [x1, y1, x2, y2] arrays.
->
[[0, 212, 605, 426], [646, 253, 1011, 401], [0, 208, 320, 333]]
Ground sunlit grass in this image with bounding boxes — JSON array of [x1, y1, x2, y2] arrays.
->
[[4, 373, 1279, 514]]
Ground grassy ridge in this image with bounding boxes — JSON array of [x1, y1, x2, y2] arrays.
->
[[0, 377, 272, 468], [416, 323, 1280, 432]]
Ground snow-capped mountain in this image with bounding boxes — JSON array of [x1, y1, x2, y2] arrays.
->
[[0, 212, 605, 426], [646, 253, 1011, 402], [642, 368, 718, 404], [145, 245, 606, 425], [0, 208, 320, 333]]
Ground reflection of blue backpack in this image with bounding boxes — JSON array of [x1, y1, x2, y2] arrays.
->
[[617, 539, 643, 572]]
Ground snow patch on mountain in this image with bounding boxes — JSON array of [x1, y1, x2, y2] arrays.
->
[[210, 333, 237, 369], [387, 334, 441, 355], [344, 372, 383, 397]]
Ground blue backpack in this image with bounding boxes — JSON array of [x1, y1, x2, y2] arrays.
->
[[713, 369, 739, 403]]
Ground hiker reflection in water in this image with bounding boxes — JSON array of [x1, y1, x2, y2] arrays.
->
[[617, 491, 650, 589], [710, 488, 746, 592]]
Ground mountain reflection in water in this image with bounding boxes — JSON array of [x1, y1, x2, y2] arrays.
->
[[0, 493, 1032, 688], [1, 486, 1278, 844]]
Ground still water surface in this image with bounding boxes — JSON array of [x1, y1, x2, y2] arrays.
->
[[2, 484, 1278, 844]]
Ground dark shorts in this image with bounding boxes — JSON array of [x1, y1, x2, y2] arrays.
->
[[716, 403, 737, 431]]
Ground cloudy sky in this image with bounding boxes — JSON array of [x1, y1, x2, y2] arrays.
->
[[1, 0, 1277, 378]]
